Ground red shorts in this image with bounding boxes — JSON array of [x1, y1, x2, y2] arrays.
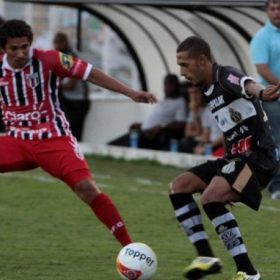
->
[[0, 135, 92, 189]]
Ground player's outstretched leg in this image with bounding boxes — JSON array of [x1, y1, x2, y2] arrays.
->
[[73, 178, 132, 247], [203, 202, 260, 280], [169, 193, 223, 279], [90, 192, 132, 246]]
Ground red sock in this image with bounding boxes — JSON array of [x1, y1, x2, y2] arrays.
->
[[90, 193, 132, 246]]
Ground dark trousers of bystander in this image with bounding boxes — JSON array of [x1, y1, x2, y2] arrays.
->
[[60, 97, 90, 142], [262, 102, 280, 198]]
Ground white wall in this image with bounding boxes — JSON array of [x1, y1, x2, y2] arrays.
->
[[82, 93, 155, 144]]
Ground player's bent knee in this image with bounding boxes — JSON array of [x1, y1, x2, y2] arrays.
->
[[74, 179, 101, 204], [168, 174, 191, 194]]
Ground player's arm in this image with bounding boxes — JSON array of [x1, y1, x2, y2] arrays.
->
[[219, 66, 280, 102], [245, 80, 280, 102], [87, 68, 157, 104], [255, 64, 279, 85], [47, 50, 157, 104]]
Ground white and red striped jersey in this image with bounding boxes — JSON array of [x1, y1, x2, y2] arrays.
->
[[0, 48, 92, 140]]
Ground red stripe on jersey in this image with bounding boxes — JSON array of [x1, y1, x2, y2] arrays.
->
[[0, 48, 92, 140]]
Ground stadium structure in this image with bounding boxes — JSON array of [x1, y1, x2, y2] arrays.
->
[[3, 1, 268, 160]]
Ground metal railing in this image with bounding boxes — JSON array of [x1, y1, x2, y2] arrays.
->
[[5, 0, 267, 7]]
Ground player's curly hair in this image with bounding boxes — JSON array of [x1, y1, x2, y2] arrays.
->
[[0, 19, 33, 49], [176, 36, 211, 61]]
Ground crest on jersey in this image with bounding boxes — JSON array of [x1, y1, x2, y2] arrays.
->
[[26, 72, 39, 88], [229, 107, 242, 124], [59, 53, 74, 70]]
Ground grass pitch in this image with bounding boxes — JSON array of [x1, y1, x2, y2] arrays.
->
[[0, 155, 279, 280]]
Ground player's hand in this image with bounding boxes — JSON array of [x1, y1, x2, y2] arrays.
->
[[131, 91, 157, 104], [262, 82, 280, 102]]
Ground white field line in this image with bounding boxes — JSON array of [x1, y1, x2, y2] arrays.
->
[[0, 172, 56, 183], [0, 172, 279, 213]]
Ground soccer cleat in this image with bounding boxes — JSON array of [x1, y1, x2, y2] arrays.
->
[[232, 271, 261, 280], [182, 256, 223, 279]]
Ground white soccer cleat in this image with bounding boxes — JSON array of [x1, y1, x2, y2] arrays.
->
[[232, 271, 261, 280]]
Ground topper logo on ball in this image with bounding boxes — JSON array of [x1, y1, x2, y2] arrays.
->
[[124, 248, 155, 267]]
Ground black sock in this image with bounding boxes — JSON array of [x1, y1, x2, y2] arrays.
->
[[169, 193, 214, 257], [203, 202, 257, 275]]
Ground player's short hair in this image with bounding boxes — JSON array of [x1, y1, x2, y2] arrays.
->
[[0, 19, 33, 49], [176, 36, 211, 61], [265, 0, 280, 8]]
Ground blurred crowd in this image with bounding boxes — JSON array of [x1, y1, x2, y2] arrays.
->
[[108, 73, 224, 157]]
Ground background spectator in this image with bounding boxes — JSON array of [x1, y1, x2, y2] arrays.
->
[[179, 84, 206, 153], [0, 16, 5, 134], [108, 73, 187, 150], [250, 0, 280, 200], [53, 32, 90, 141], [193, 106, 224, 157]]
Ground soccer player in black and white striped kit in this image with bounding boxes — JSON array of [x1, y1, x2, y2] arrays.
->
[[169, 36, 280, 280]]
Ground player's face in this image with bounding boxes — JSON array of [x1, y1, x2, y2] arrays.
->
[[5, 37, 31, 69], [267, 2, 280, 28], [177, 51, 205, 86]]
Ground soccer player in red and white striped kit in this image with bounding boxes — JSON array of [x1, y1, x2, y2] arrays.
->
[[0, 19, 157, 248]]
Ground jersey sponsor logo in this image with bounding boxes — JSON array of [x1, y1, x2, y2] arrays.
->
[[222, 161, 236, 174], [229, 107, 242, 124], [59, 53, 74, 70], [227, 74, 240, 85], [231, 135, 252, 155], [0, 78, 9, 87], [208, 95, 225, 110], [226, 126, 249, 141], [26, 72, 39, 88], [215, 115, 228, 127], [4, 110, 48, 121], [4, 103, 47, 122]]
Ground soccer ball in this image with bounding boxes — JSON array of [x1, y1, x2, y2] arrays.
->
[[116, 242, 157, 280]]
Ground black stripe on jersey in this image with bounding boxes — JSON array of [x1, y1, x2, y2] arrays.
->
[[32, 58, 43, 102], [22, 120, 29, 126], [15, 71, 25, 105], [0, 62, 9, 105], [42, 132, 49, 139], [23, 132, 30, 140], [41, 117, 47, 123], [50, 73, 66, 136], [55, 116, 66, 136]]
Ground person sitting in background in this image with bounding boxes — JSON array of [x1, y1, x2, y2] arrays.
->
[[179, 84, 205, 153], [179, 84, 224, 156], [53, 32, 90, 141], [108, 73, 187, 150], [193, 106, 224, 157]]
